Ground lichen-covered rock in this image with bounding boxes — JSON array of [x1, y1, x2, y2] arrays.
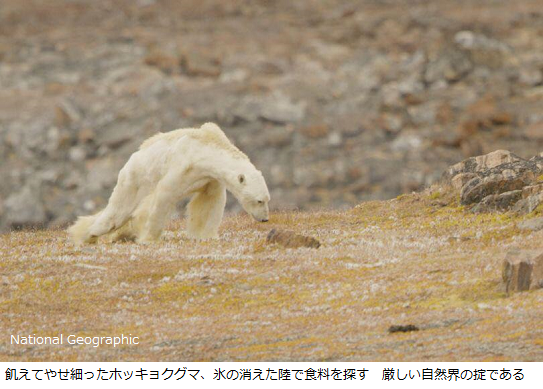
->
[[471, 190, 522, 213], [460, 170, 534, 205], [512, 192, 543, 215], [443, 150, 522, 181], [503, 250, 543, 294], [266, 229, 321, 249], [451, 172, 477, 191], [445, 150, 543, 213]]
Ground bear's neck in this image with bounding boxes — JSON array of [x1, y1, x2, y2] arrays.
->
[[199, 151, 252, 194]]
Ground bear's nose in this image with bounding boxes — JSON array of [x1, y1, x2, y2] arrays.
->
[[261, 218, 269, 222]]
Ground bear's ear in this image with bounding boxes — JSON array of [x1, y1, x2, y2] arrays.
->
[[238, 174, 246, 185]]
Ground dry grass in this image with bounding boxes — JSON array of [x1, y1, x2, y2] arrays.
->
[[1, 191, 542, 361]]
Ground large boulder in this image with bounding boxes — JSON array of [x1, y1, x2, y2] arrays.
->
[[443, 150, 523, 180], [444, 150, 543, 213], [503, 250, 543, 294]]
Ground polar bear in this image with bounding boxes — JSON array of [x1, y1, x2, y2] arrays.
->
[[69, 122, 270, 244]]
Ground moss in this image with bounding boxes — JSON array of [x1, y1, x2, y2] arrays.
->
[[457, 279, 505, 302], [152, 282, 202, 302], [16, 277, 61, 296], [533, 202, 543, 215], [479, 225, 523, 245], [125, 269, 177, 284], [412, 278, 505, 311], [429, 191, 442, 200]]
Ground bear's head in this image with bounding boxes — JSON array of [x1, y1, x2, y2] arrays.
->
[[233, 170, 270, 222]]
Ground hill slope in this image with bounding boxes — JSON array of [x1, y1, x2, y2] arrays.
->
[[1, 190, 542, 361]]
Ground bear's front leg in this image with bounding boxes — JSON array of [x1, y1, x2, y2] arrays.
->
[[186, 180, 226, 240]]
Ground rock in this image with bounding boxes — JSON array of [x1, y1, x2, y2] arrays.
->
[[263, 129, 292, 148], [96, 125, 139, 149], [503, 250, 543, 294], [45, 126, 72, 155], [144, 49, 180, 75], [391, 134, 423, 152], [54, 100, 82, 128], [219, 68, 248, 83], [460, 170, 534, 205], [259, 94, 306, 124], [424, 48, 472, 83], [522, 183, 543, 198], [69, 146, 87, 162], [378, 113, 403, 134], [266, 229, 321, 249], [234, 93, 306, 124], [511, 183, 543, 214], [451, 173, 477, 191], [471, 190, 522, 213], [181, 52, 222, 78], [299, 123, 329, 139], [444, 150, 543, 213], [4, 183, 47, 229], [388, 324, 419, 333], [513, 192, 543, 215], [454, 30, 510, 68], [444, 150, 523, 180], [518, 217, 543, 232], [454, 31, 509, 53]]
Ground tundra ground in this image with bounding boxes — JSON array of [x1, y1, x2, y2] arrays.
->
[[1, 191, 542, 361]]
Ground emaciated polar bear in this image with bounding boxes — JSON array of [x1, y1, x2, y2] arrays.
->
[[69, 122, 270, 244]]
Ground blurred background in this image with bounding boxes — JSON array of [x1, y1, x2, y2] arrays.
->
[[0, 0, 542, 231]]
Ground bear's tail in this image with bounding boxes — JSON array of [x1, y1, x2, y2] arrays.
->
[[68, 211, 103, 245]]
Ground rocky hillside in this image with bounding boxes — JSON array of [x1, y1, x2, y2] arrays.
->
[[1, 0, 543, 231], [1, 151, 542, 361]]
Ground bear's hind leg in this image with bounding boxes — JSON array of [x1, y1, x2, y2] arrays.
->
[[186, 180, 226, 240], [88, 167, 142, 239], [105, 193, 153, 243], [104, 220, 136, 243]]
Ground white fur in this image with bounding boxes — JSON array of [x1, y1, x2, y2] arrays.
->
[[68, 122, 270, 245]]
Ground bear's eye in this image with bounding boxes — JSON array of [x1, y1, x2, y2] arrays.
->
[[257, 200, 264, 204]]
